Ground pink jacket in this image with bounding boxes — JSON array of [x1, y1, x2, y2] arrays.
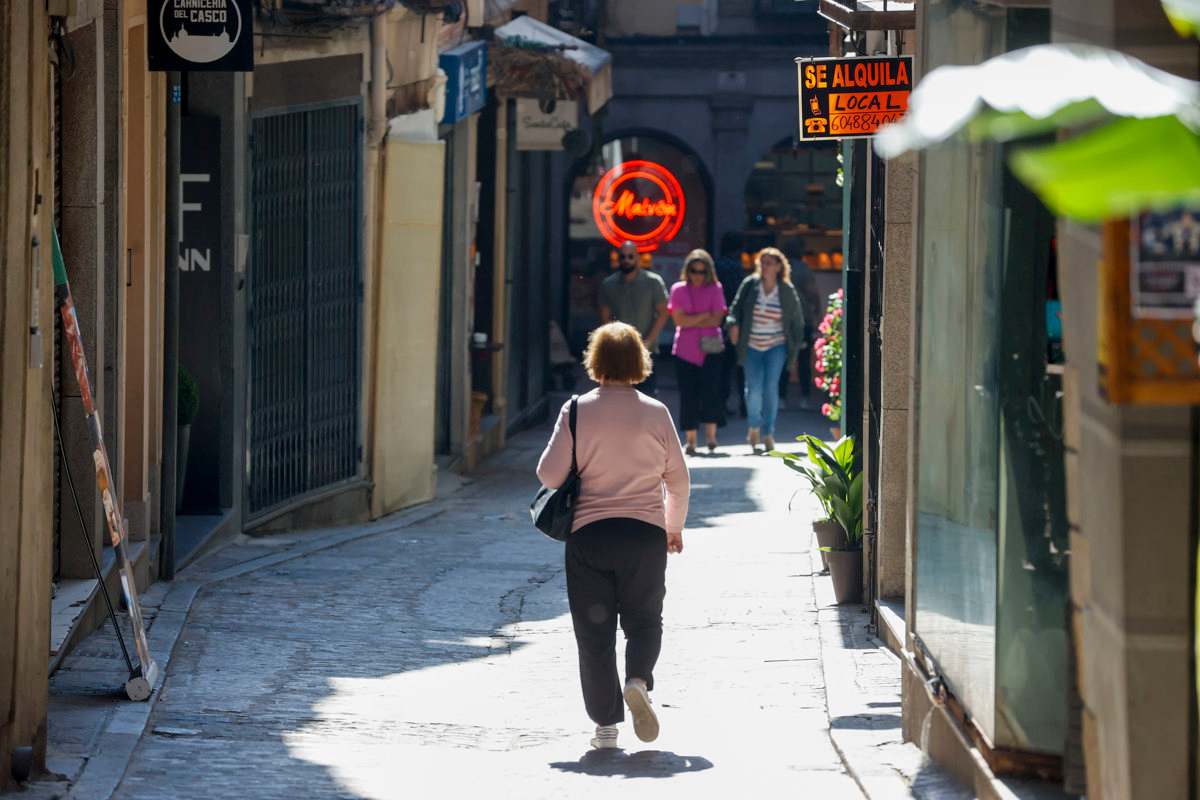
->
[[536, 386, 690, 534]]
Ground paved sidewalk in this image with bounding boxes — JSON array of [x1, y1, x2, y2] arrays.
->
[[28, 395, 962, 799]]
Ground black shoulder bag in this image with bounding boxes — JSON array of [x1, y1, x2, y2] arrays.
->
[[530, 396, 580, 541]]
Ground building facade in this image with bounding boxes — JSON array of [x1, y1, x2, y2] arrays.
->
[[829, 0, 1200, 796]]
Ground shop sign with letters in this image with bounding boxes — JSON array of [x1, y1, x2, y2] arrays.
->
[[592, 160, 686, 253], [516, 98, 578, 151], [148, 0, 253, 72], [795, 55, 912, 140], [439, 40, 488, 124]]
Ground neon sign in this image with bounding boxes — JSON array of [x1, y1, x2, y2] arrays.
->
[[592, 160, 686, 253]]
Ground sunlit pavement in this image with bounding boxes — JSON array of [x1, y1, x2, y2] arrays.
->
[[110, 400, 873, 799]]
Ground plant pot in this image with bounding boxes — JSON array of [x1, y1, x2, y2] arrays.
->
[[812, 518, 847, 572], [830, 425, 842, 439], [826, 549, 863, 605], [176, 424, 191, 513]]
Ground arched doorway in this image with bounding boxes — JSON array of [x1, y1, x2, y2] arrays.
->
[[564, 132, 712, 354]]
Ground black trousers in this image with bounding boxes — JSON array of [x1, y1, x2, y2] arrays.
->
[[675, 354, 723, 431], [566, 518, 668, 727]]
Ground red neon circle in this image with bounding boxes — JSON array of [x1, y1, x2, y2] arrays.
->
[[592, 160, 687, 253]]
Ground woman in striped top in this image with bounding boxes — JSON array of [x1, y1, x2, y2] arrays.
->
[[726, 248, 807, 453]]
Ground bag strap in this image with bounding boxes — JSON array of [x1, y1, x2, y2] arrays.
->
[[569, 395, 579, 474]]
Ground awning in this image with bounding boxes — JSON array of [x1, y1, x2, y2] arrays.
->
[[491, 15, 613, 112]]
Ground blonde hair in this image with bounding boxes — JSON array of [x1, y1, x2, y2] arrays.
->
[[755, 247, 793, 283], [678, 249, 718, 286], [584, 322, 653, 385]]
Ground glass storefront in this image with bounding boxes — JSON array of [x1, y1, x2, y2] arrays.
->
[[743, 138, 843, 308], [913, 1, 1068, 754]]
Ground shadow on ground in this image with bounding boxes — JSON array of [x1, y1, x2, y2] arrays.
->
[[550, 750, 715, 778]]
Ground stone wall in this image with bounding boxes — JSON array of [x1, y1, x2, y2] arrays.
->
[[1053, 2, 1200, 796]]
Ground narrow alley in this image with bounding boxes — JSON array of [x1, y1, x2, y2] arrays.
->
[[39, 399, 908, 799]]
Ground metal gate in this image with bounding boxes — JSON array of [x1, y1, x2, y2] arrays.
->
[[248, 101, 362, 516]]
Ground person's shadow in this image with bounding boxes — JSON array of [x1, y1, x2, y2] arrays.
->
[[550, 749, 714, 778]]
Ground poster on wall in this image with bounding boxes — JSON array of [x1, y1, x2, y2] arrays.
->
[[148, 0, 253, 72], [795, 55, 912, 141], [1130, 208, 1200, 319], [516, 98, 578, 151]]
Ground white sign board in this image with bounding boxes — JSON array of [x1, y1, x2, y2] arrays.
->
[[516, 98, 578, 151]]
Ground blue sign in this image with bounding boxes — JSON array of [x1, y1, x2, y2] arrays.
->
[[439, 41, 488, 124]]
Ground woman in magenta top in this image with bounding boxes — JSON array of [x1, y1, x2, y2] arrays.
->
[[668, 249, 728, 455]]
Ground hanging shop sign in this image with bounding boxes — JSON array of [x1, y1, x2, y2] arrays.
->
[[439, 40, 488, 125], [148, 0, 253, 72], [795, 55, 912, 140], [591, 160, 686, 253], [1098, 213, 1200, 405], [516, 98, 579, 151]]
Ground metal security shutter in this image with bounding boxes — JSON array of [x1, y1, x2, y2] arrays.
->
[[248, 101, 361, 516]]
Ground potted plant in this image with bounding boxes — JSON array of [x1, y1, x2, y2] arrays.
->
[[772, 434, 863, 603], [823, 469, 864, 606], [771, 434, 853, 571], [177, 365, 199, 512]]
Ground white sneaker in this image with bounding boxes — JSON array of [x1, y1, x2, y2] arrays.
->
[[623, 679, 660, 743], [590, 724, 619, 749]]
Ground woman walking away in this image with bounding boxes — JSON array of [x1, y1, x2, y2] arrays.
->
[[536, 322, 690, 751], [727, 247, 807, 454], [668, 249, 728, 455]]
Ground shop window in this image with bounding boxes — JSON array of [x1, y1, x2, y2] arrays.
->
[[744, 137, 843, 322], [913, 1, 1067, 756]]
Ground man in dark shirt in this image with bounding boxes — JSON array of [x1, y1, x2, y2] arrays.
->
[[599, 241, 670, 395]]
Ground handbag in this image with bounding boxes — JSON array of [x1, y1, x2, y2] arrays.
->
[[689, 284, 726, 355], [529, 396, 580, 541]]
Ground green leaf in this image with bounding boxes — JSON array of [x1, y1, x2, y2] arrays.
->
[[1010, 115, 1200, 221], [1164, 0, 1200, 38], [846, 473, 865, 543], [966, 98, 1111, 142], [832, 437, 853, 469], [805, 438, 828, 475], [875, 44, 1200, 159]]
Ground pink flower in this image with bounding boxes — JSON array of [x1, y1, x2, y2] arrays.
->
[[831, 307, 843, 319], [821, 403, 833, 417], [814, 377, 825, 389], [836, 288, 844, 298], [814, 337, 827, 349]]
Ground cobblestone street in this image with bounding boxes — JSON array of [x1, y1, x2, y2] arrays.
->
[[56, 401, 927, 799]]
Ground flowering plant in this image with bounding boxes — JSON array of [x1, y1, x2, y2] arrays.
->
[[812, 288, 844, 422]]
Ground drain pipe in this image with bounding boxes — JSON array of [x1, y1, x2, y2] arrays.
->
[[160, 72, 181, 580], [368, 12, 387, 145]]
